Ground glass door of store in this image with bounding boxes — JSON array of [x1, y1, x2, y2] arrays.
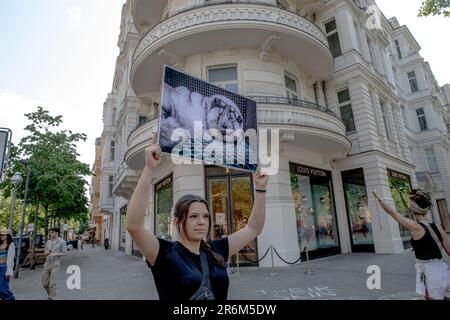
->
[[342, 169, 374, 252], [207, 173, 257, 267], [437, 199, 450, 232], [119, 206, 127, 252]]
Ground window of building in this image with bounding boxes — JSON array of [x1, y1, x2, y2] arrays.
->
[[276, 0, 289, 9], [416, 108, 428, 131], [380, 100, 392, 140], [208, 66, 239, 93], [408, 71, 419, 93], [108, 175, 113, 197], [338, 89, 356, 133], [366, 37, 375, 63], [425, 148, 439, 172], [395, 40, 402, 59], [284, 74, 298, 100], [392, 66, 400, 88], [341, 168, 373, 248], [119, 205, 127, 251], [409, 146, 415, 164], [325, 19, 342, 58], [110, 140, 115, 161], [354, 21, 362, 53], [290, 163, 340, 255], [436, 199, 450, 232], [138, 115, 147, 125], [154, 175, 173, 240], [387, 170, 413, 244], [112, 108, 117, 125], [379, 47, 387, 75], [401, 105, 409, 129]]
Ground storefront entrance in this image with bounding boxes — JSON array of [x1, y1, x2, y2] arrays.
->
[[119, 205, 127, 252], [342, 168, 374, 252], [205, 166, 257, 267], [290, 163, 341, 260], [437, 199, 450, 232], [387, 169, 413, 247]]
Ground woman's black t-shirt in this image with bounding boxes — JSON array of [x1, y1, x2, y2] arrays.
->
[[147, 237, 229, 300], [410, 222, 443, 260]]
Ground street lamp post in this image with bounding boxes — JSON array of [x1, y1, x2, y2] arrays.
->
[[8, 172, 23, 233], [14, 165, 31, 279]]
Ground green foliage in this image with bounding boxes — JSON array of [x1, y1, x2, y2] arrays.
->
[[78, 218, 89, 235], [418, 0, 450, 17], [0, 107, 92, 235]]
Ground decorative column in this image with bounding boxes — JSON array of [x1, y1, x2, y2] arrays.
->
[[258, 155, 299, 267]]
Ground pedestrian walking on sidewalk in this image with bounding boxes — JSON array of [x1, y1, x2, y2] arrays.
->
[[373, 189, 450, 300], [42, 227, 67, 300], [0, 229, 15, 301], [126, 133, 269, 300]]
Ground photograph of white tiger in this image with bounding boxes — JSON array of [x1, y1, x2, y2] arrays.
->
[[157, 66, 257, 172], [159, 83, 244, 148]]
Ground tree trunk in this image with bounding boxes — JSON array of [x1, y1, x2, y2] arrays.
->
[[31, 194, 39, 269], [44, 205, 48, 241]]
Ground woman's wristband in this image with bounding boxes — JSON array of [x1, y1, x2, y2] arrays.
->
[[255, 189, 267, 193]]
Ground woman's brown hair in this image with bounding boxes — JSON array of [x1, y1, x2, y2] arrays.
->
[[409, 189, 432, 210], [174, 194, 225, 266]]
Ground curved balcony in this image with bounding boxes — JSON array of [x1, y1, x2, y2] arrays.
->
[[252, 96, 351, 159], [113, 161, 139, 200], [132, 0, 166, 33], [124, 113, 159, 170], [131, 2, 332, 95], [98, 197, 114, 215]]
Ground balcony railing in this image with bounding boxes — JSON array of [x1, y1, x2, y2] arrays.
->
[[250, 96, 337, 118], [167, 0, 316, 23], [129, 112, 159, 139], [133, 1, 329, 63]]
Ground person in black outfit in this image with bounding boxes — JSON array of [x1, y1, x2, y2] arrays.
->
[[126, 133, 268, 300], [373, 189, 450, 300]]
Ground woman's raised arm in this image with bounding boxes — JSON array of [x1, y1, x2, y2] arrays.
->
[[372, 191, 422, 233], [127, 134, 162, 265]]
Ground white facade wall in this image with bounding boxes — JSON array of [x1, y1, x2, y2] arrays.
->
[[98, 0, 450, 264]]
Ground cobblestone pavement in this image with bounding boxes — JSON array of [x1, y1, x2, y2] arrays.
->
[[9, 245, 450, 300]]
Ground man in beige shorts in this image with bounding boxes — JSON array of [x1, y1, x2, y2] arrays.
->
[[42, 227, 66, 300]]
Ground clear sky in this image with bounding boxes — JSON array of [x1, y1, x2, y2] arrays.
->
[[0, 0, 126, 174], [0, 0, 449, 181]]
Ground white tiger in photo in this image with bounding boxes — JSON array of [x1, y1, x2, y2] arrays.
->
[[159, 83, 244, 149]]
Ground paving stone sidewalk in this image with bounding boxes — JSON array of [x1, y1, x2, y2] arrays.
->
[[9, 245, 449, 300]]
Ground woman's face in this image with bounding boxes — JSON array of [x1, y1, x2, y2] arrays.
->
[[182, 202, 210, 242], [0, 234, 6, 242]]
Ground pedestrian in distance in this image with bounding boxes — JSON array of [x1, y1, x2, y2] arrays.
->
[[126, 133, 269, 300], [42, 227, 67, 300], [373, 189, 450, 300], [0, 229, 16, 301], [104, 238, 110, 250]]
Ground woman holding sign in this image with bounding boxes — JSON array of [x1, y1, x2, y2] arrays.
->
[[126, 134, 268, 300], [373, 189, 450, 300]]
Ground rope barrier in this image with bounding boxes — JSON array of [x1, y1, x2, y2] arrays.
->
[[273, 247, 302, 265], [231, 245, 305, 265], [242, 244, 258, 254], [238, 247, 270, 264]]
